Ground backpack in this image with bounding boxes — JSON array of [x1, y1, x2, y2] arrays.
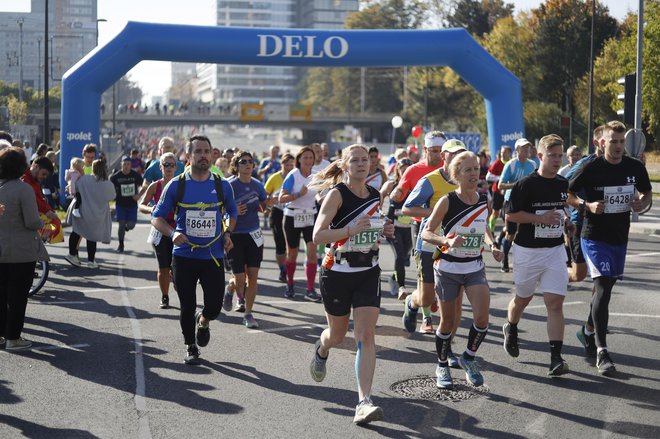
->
[[173, 171, 226, 220]]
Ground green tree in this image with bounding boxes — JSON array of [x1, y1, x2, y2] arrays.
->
[[7, 95, 29, 125], [441, 0, 514, 37]]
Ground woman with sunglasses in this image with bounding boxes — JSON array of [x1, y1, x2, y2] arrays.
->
[[380, 158, 414, 300], [139, 152, 178, 309], [278, 146, 320, 301], [222, 151, 267, 329], [264, 153, 295, 283]]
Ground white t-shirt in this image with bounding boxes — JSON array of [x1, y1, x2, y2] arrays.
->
[[281, 168, 318, 216], [312, 160, 331, 174]]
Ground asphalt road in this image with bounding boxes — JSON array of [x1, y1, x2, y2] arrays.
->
[[1, 214, 659, 439]]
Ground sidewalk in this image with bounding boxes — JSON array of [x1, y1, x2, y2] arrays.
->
[[630, 199, 660, 235]]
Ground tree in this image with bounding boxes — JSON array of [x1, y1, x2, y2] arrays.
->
[[431, 0, 514, 37], [7, 95, 29, 125]]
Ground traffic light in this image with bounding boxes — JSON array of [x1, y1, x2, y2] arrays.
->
[[617, 73, 635, 125]]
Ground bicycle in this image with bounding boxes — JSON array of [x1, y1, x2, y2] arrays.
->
[[29, 259, 49, 296]]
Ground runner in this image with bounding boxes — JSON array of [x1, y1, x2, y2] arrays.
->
[[501, 134, 575, 376], [264, 153, 295, 283], [110, 156, 144, 253], [380, 158, 413, 299], [567, 120, 652, 376], [365, 147, 387, 191], [139, 152, 178, 309], [421, 151, 503, 388], [485, 145, 512, 233], [308, 144, 395, 425], [279, 146, 320, 301], [151, 135, 238, 365], [497, 138, 536, 272], [402, 138, 465, 339], [222, 151, 268, 329]]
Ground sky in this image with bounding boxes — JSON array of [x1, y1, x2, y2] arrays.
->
[[0, 0, 640, 101]]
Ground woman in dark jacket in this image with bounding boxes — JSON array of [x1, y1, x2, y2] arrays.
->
[[0, 147, 49, 350]]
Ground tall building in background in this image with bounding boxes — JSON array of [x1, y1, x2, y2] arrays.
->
[[196, 0, 358, 106], [0, 0, 97, 94], [168, 62, 198, 105]]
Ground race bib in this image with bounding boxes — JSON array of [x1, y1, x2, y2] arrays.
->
[[348, 218, 384, 252], [450, 225, 484, 258], [603, 185, 634, 214], [186, 210, 217, 238], [293, 208, 315, 228], [249, 228, 264, 247], [147, 226, 162, 246], [534, 209, 564, 239], [121, 183, 136, 197]]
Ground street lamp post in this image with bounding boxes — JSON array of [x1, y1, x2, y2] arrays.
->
[[37, 37, 42, 105], [17, 18, 24, 102]]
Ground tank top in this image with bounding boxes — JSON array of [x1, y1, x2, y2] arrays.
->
[[154, 179, 175, 228], [322, 183, 381, 273]]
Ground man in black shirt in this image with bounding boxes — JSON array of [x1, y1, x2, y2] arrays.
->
[[110, 156, 144, 252], [502, 134, 575, 376], [567, 120, 652, 376]]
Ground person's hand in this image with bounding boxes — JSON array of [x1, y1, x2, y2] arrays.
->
[[299, 185, 308, 197], [491, 246, 503, 262], [382, 220, 395, 239], [172, 231, 190, 246], [447, 235, 465, 248], [348, 216, 372, 236], [224, 233, 234, 253], [237, 202, 248, 216], [539, 210, 562, 225], [46, 210, 58, 220], [631, 198, 644, 212], [587, 200, 605, 215]]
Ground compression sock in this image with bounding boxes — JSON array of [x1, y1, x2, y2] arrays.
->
[[435, 331, 452, 366], [465, 324, 488, 359], [550, 340, 564, 360], [286, 260, 296, 286], [305, 262, 317, 291], [592, 276, 617, 348]]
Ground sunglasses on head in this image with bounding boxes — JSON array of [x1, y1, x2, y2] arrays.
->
[[399, 159, 412, 166], [161, 162, 176, 168], [238, 158, 254, 165]]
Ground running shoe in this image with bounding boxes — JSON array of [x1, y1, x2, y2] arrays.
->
[[309, 339, 327, 382], [397, 286, 408, 301], [87, 260, 99, 269], [459, 354, 484, 386], [596, 350, 616, 376], [64, 254, 82, 267], [184, 344, 200, 365], [0, 336, 5, 347], [548, 357, 570, 377], [447, 350, 460, 369], [234, 298, 246, 313], [502, 322, 519, 358], [159, 295, 169, 309], [222, 290, 233, 312], [5, 337, 32, 351], [195, 310, 210, 347], [278, 271, 287, 283], [430, 294, 439, 313], [243, 313, 259, 329], [576, 326, 597, 357], [500, 262, 510, 273], [353, 397, 384, 425], [402, 295, 418, 333], [418, 316, 434, 334], [435, 364, 453, 389], [388, 274, 398, 296], [117, 243, 124, 253], [305, 290, 322, 302], [284, 284, 295, 298]]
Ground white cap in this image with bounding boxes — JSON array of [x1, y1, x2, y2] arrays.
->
[[514, 138, 532, 149]]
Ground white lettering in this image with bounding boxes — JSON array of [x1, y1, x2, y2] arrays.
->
[[323, 36, 349, 59], [501, 131, 523, 143], [257, 34, 282, 57], [257, 34, 349, 59], [283, 35, 304, 58], [66, 131, 93, 142]]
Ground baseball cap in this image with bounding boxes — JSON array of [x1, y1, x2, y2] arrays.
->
[[441, 139, 467, 153], [514, 138, 532, 149], [121, 155, 131, 162], [407, 144, 418, 154]]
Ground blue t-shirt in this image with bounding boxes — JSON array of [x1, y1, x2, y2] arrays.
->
[[143, 159, 185, 183], [228, 176, 267, 233], [259, 159, 281, 183], [500, 159, 536, 201], [152, 174, 237, 260]]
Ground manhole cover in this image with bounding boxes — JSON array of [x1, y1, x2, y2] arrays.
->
[[390, 375, 490, 401]]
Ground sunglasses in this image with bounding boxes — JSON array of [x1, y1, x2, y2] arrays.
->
[[161, 162, 176, 168], [238, 159, 254, 165], [399, 159, 412, 166]]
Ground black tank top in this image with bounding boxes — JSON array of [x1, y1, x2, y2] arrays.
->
[[330, 183, 381, 231]]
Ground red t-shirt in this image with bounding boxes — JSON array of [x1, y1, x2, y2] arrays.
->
[[21, 169, 52, 215], [488, 159, 505, 193], [396, 160, 442, 223]]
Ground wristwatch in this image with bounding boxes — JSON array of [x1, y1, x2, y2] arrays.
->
[[579, 199, 586, 213]]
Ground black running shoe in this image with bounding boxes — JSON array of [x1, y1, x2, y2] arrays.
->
[[159, 295, 169, 309], [548, 357, 569, 376], [502, 322, 519, 358], [184, 344, 200, 365], [597, 350, 616, 376], [195, 310, 210, 347], [117, 243, 124, 253], [576, 326, 597, 357]]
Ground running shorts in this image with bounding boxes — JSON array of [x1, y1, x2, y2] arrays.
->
[[320, 265, 381, 316], [512, 244, 568, 298]]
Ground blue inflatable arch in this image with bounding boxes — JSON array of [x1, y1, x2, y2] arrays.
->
[[60, 22, 524, 193]]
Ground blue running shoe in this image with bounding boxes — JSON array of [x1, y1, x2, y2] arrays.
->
[[447, 350, 460, 369], [459, 354, 484, 387], [435, 364, 453, 389], [402, 295, 418, 333]]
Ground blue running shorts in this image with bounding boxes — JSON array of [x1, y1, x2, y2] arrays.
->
[[581, 238, 626, 279]]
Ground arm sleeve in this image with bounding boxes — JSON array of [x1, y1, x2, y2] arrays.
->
[[223, 180, 238, 219], [404, 179, 432, 208]]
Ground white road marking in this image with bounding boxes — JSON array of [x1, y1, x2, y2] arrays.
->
[[33, 301, 90, 305], [0, 343, 90, 353], [244, 324, 325, 334], [626, 252, 660, 259], [525, 301, 584, 310], [610, 312, 660, 319], [117, 253, 152, 439]]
